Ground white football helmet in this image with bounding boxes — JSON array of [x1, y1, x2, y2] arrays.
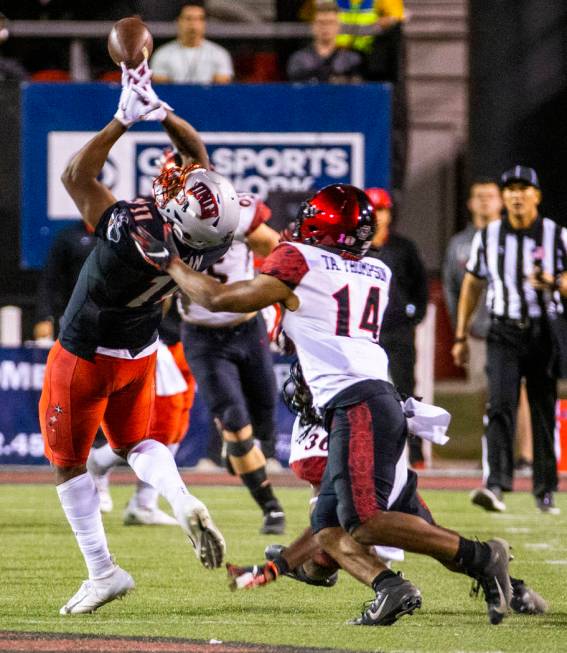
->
[[153, 163, 240, 249]]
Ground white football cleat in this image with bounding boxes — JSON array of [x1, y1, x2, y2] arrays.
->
[[59, 565, 134, 615], [176, 495, 226, 569], [96, 483, 114, 514], [123, 502, 178, 526]]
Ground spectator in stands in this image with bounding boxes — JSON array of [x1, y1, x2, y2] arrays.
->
[[287, 2, 362, 83], [365, 188, 429, 468], [443, 179, 502, 388], [34, 223, 96, 341], [151, 1, 234, 84], [336, 0, 405, 54]]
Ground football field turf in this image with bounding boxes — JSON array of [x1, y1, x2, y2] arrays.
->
[[1, 483, 566, 653]]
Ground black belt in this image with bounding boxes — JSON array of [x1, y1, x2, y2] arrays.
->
[[491, 316, 540, 330]]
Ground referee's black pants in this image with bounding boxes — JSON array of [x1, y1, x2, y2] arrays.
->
[[485, 319, 558, 497]]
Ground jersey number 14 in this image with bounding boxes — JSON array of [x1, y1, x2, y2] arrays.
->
[[332, 284, 381, 340]]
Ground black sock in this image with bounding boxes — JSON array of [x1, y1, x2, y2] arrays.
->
[[454, 537, 491, 574], [371, 569, 398, 591], [241, 467, 282, 514]]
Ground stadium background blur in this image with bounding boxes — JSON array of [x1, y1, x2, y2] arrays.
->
[[0, 0, 566, 464]]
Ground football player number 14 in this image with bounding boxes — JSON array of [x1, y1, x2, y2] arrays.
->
[[332, 284, 381, 340]]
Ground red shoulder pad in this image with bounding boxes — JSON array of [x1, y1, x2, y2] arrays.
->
[[260, 243, 309, 290]]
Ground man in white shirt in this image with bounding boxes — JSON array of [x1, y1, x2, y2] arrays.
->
[[151, 2, 234, 84]]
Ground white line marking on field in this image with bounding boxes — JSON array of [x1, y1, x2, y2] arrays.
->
[[525, 543, 551, 549], [504, 527, 531, 533], [545, 559, 567, 564]]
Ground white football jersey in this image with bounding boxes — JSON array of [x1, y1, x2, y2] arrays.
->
[[261, 242, 392, 408], [178, 193, 270, 326], [289, 418, 328, 464]]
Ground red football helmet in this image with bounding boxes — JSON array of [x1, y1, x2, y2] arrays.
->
[[292, 184, 376, 259]]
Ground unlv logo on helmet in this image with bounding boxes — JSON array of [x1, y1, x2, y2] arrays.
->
[[191, 182, 220, 221]]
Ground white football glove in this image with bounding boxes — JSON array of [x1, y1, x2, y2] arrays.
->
[[114, 62, 172, 127], [128, 60, 172, 122]]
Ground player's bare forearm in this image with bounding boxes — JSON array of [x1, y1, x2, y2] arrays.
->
[[168, 259, 294, 312], [61, 119, 123, 228], [455, 272, 485, 339], [62, 119, 125, 187], [162, 112, 209, 169]]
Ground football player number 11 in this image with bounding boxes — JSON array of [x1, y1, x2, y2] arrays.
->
[[332, 284, 381, 340]]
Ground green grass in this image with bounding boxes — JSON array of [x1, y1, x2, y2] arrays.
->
[[1, 484, 566, 653]]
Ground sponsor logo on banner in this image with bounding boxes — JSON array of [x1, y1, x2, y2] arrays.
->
[[47, 132, 364, 219], [0, 360, 45, 391]]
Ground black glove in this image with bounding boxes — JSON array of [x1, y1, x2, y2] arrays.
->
[[132, 223, 179, 271]]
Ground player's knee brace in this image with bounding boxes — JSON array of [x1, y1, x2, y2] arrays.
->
[[225, 437, 255, 459], [223, 437, 256, 476]]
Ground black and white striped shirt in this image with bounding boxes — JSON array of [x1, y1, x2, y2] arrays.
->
[[466, 216, 567, 319]]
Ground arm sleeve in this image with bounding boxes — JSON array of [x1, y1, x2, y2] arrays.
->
[[465, 229, 487, 278], [260, 243, 309, 290]]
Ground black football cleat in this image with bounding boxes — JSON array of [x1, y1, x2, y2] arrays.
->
[[510, 578, 548, 614], [470, 487, 506, 512], [260, 511, 286, 535], [470, 538, 512, 625], [349, 572, 422, 626]]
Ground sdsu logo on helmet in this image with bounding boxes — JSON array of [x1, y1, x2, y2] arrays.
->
[[292, 184, 375, 259], [153, 163, 240, 249]]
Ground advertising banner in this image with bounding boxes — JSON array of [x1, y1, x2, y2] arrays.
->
[[21, 83, 391, 268], [0, 347, 294, 467]]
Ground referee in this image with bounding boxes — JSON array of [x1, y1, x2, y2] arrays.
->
[[452, 166, 566, 514]]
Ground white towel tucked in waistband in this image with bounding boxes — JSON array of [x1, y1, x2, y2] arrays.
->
[[155, 342, 188, 397], [403, 397, 451, 446]]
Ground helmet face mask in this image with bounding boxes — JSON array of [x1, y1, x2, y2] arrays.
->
[[153, 164, 239, 250], [292, 184, 376, 259]]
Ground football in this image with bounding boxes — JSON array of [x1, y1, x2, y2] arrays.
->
[[107, 16, 153, 68]]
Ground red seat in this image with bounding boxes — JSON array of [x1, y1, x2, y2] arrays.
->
[[31, 69, 71, 82], [236, 52, 281, 83], [98, 70, 122, 83]]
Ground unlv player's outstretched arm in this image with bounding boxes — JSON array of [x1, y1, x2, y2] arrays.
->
[[168, 257, 299, 313], [61, 119, 125, 230], [161, 112, 209, 170]]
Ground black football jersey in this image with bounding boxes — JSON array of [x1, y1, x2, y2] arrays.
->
[[59, 199, 229, 360]]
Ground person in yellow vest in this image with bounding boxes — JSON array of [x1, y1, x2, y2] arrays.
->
[[336, 0, 405, 53]]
